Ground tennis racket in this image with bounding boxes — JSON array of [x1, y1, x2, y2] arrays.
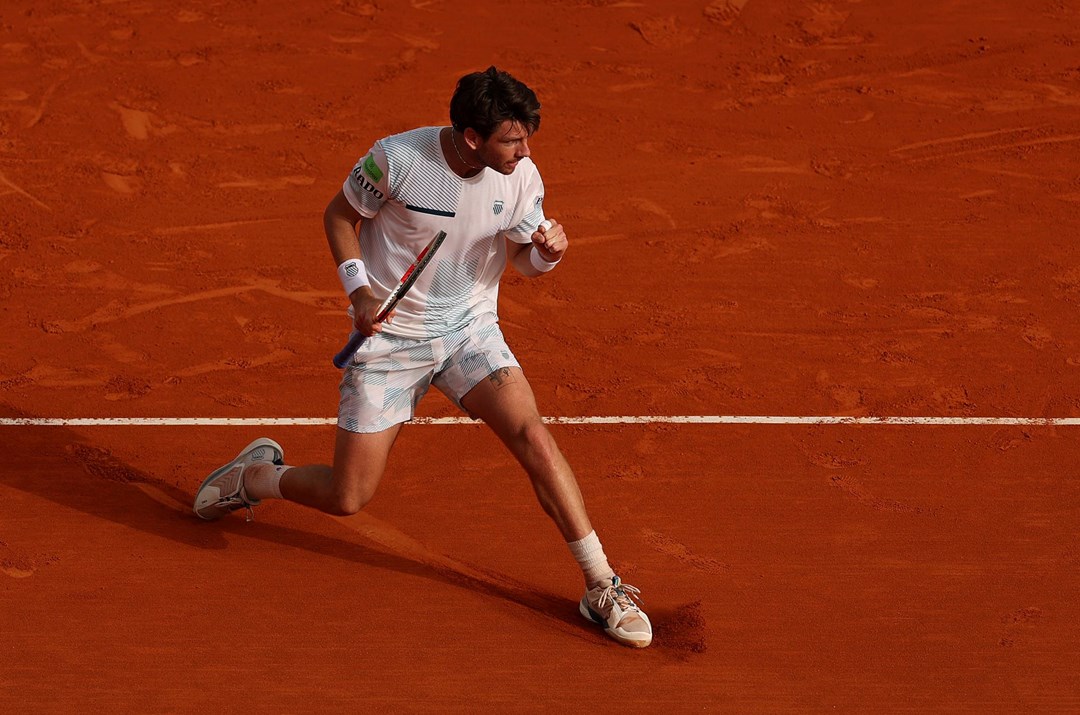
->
[[332, 230, 447, 368]]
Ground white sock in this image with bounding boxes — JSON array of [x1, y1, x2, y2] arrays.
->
[[244, 462, 289, 500], [567, 530, 616, 587]]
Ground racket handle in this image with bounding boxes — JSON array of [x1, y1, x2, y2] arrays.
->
[[332, 332, 367, 369]]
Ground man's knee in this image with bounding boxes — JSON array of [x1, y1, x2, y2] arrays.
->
[[328, 498, 362, 516], [328, 486, 374, 516], [328, 467, 382, 516], [331, 425, 397, 516], [516, 419, 559, 461]]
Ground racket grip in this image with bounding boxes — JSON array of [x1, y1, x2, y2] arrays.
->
[[332, 332, 367, 369]]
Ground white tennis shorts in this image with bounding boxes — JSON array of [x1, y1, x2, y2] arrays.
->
[[337, 313, 520, 433]]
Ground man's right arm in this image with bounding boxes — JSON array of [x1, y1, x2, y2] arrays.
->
[[324, 188, 363, 265], [324, 188, 385, 336]]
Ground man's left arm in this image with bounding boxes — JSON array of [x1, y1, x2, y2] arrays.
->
[[509, 219, 567, 277]]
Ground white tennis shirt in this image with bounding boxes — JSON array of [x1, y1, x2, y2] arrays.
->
[[342, 126, 547, 339]]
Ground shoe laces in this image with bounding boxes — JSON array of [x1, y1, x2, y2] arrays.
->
[[217, 495, 256, 522], [597, 579, 644, 613]]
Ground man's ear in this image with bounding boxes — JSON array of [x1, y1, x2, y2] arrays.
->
[[463, 127, 482, 150]]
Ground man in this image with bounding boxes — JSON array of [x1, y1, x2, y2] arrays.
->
[[193, 67, 652, 648]]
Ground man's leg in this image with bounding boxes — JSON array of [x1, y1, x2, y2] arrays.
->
[[458, 365, 614, 583], [459, 366, 592, 542], [244, 425, 401, 516], [282, 425, 400, 515], [196, 329, 421, 520], [459, 366, 653, 648]]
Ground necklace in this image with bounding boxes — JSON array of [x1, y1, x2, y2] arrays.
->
[[451, 129, 481, 171]]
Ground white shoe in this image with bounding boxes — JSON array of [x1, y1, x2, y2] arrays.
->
[[193, 438, 283, 521], [579, 575, 653, 648]]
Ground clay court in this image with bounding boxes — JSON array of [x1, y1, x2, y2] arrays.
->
[[3, 0, 1080, 711]]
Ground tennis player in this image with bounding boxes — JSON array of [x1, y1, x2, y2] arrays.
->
[[193, 67, 652, 648]]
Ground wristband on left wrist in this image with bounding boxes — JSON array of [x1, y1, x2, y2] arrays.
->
[[529, 245, 560, 273]]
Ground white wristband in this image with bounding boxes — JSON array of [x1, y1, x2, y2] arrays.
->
[[337, 258, 369, 297], [529, 245, 560, 273]]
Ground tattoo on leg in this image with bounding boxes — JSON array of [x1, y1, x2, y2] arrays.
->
[[488, 367, 517, 390]]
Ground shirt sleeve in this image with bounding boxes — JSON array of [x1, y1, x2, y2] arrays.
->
[[502, 164, 546, 245], [342, 141, 390, 218]]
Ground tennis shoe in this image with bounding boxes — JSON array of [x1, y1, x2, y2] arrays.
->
[[579, 575, 652, 648], [193, 438, 284, 521]]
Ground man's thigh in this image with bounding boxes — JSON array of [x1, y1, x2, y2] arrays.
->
[[332, 424, 402, 499], [338, 332, 438, 434], [459, 366, 544, 439], [432, 315, 521, 414]]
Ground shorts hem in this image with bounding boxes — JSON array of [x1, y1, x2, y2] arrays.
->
[[441, 358, 522, 411], [336, 415, 412, 434]]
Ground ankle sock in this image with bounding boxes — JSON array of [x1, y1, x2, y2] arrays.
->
[[244, 462, 289, 500], [567, 530, 616, 587]]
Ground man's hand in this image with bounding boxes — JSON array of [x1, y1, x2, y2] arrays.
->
[[350, 287, 393, 337], [532, 219, 568, 263]]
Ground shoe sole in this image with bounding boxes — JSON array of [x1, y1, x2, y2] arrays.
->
[[193, 437, 284, 521], [579, 599, 652, 648]]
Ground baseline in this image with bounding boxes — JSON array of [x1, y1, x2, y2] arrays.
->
[[1, 416, 1078, 427]]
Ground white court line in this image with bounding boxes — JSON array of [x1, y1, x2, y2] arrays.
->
[[1, 416, 1078, 427]]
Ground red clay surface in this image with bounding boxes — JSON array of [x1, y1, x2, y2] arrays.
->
[[3, 0, 1080, 711]]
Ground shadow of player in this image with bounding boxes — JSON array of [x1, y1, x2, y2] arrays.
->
[[0, 405, 601, 643]]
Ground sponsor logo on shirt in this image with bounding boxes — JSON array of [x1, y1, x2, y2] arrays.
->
[[493, 200, 504, 216], [351, 165, 385, 200], [362, 155, 384, 183]]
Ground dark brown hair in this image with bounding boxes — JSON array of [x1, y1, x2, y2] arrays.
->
[[449, 66, 541, 139]]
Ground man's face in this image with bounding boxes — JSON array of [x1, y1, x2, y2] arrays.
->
[[474, 120, 532, 175]]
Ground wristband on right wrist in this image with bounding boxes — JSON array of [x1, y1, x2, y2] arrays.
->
[[337, 258, 369, 297]]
